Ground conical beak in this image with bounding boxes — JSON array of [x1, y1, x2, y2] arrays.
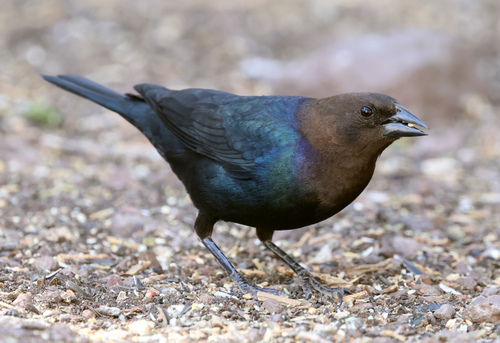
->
[[382, 104, 428, 137]]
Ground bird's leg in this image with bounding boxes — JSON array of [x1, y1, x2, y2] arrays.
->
[[261, 240, 350, 303], [195, 214, 285, 298], [201, 237, 286, 297]]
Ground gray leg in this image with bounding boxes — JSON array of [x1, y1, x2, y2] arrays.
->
[[202, 237, 286, 297], [262, 240, 350, 303]]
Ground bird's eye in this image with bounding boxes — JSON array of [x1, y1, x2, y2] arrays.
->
[[360, 106, 373, 117]]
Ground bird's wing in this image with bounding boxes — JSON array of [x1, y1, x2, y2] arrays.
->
[[134, 84, 305, 179]]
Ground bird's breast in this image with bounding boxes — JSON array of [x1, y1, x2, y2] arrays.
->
[[299, 149, 378, 221]]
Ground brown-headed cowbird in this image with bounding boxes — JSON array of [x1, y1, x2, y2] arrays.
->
[[43, 75, 427, 302]]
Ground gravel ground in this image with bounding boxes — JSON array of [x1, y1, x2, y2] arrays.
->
[[1, 1, 500, 342]]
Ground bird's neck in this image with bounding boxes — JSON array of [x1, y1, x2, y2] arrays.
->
[[304, 147, 378, 212]]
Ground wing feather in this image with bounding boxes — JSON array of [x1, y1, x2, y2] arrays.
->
[[134, 84, 306, 179]]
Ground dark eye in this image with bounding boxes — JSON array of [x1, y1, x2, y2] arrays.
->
[[359, 106, 373, 117]]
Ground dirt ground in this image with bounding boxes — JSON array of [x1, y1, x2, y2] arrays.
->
[[1, 1, 500, 342]]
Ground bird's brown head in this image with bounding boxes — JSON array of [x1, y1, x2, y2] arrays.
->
[[300, 92, 428, 158]]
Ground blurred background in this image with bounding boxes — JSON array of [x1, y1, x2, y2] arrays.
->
[[3, 0, 500, 119], [1, 0, 499, 261], [1, 2, 500, 339]]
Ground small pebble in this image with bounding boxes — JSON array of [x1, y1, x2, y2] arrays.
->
[[411, 283, 442, 295], [61, 290, 76, 302], [59, 314, 71, 322], [392, 236, 421, 258], [313, 324, 337, 337], [34, 256, 60, 271], [262, 298, 283, 314], [145, 287, 160, 298], [482, 286, 500, 297], [167, 304, 186, 318], [445, 318, 457, 329], [270, 313, 283, 322], [191, 303, 204, 310], [334, 311, 350, 320], [214, 291, 236, 299], [211, 315, 225, 328], [43, 309, 58, 318], [42, 288, 62, 303], [160, 286, 180, 297], [81, 310, 95, 319], [116, 291, 128, 303], [106, 275, 122, 292], [434, 304, 455, 320], [128, 320, 154, 336], [463, 295, 500, 323], [97, 306, 121, 317], [13, 293, 32, 308]]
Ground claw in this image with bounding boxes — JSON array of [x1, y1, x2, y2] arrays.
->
[[337, 291, 343, 305], [298, 274, 350, 304], [262, 240, 354, 305], [301, 283, 313, 300], [237, 279, 288, 299]]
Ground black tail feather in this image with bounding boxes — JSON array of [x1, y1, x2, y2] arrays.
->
[[42, 74, 180, 156], [42, 75, 137, 118]]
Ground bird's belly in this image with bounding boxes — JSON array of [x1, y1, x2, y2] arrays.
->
[[220, 201, 323, 230], [188, 172, 332, 230]]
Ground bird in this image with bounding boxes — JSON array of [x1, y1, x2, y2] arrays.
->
[[43, 75, 428, 302]]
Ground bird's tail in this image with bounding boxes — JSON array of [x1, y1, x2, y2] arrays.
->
[[42, 75, 148, 129]]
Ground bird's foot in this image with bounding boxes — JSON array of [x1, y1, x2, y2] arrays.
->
[[297, 272, 351, 304], [235, 277, 288, 298], [261, 240, 350, 304], [201, 237, 288, 299]]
